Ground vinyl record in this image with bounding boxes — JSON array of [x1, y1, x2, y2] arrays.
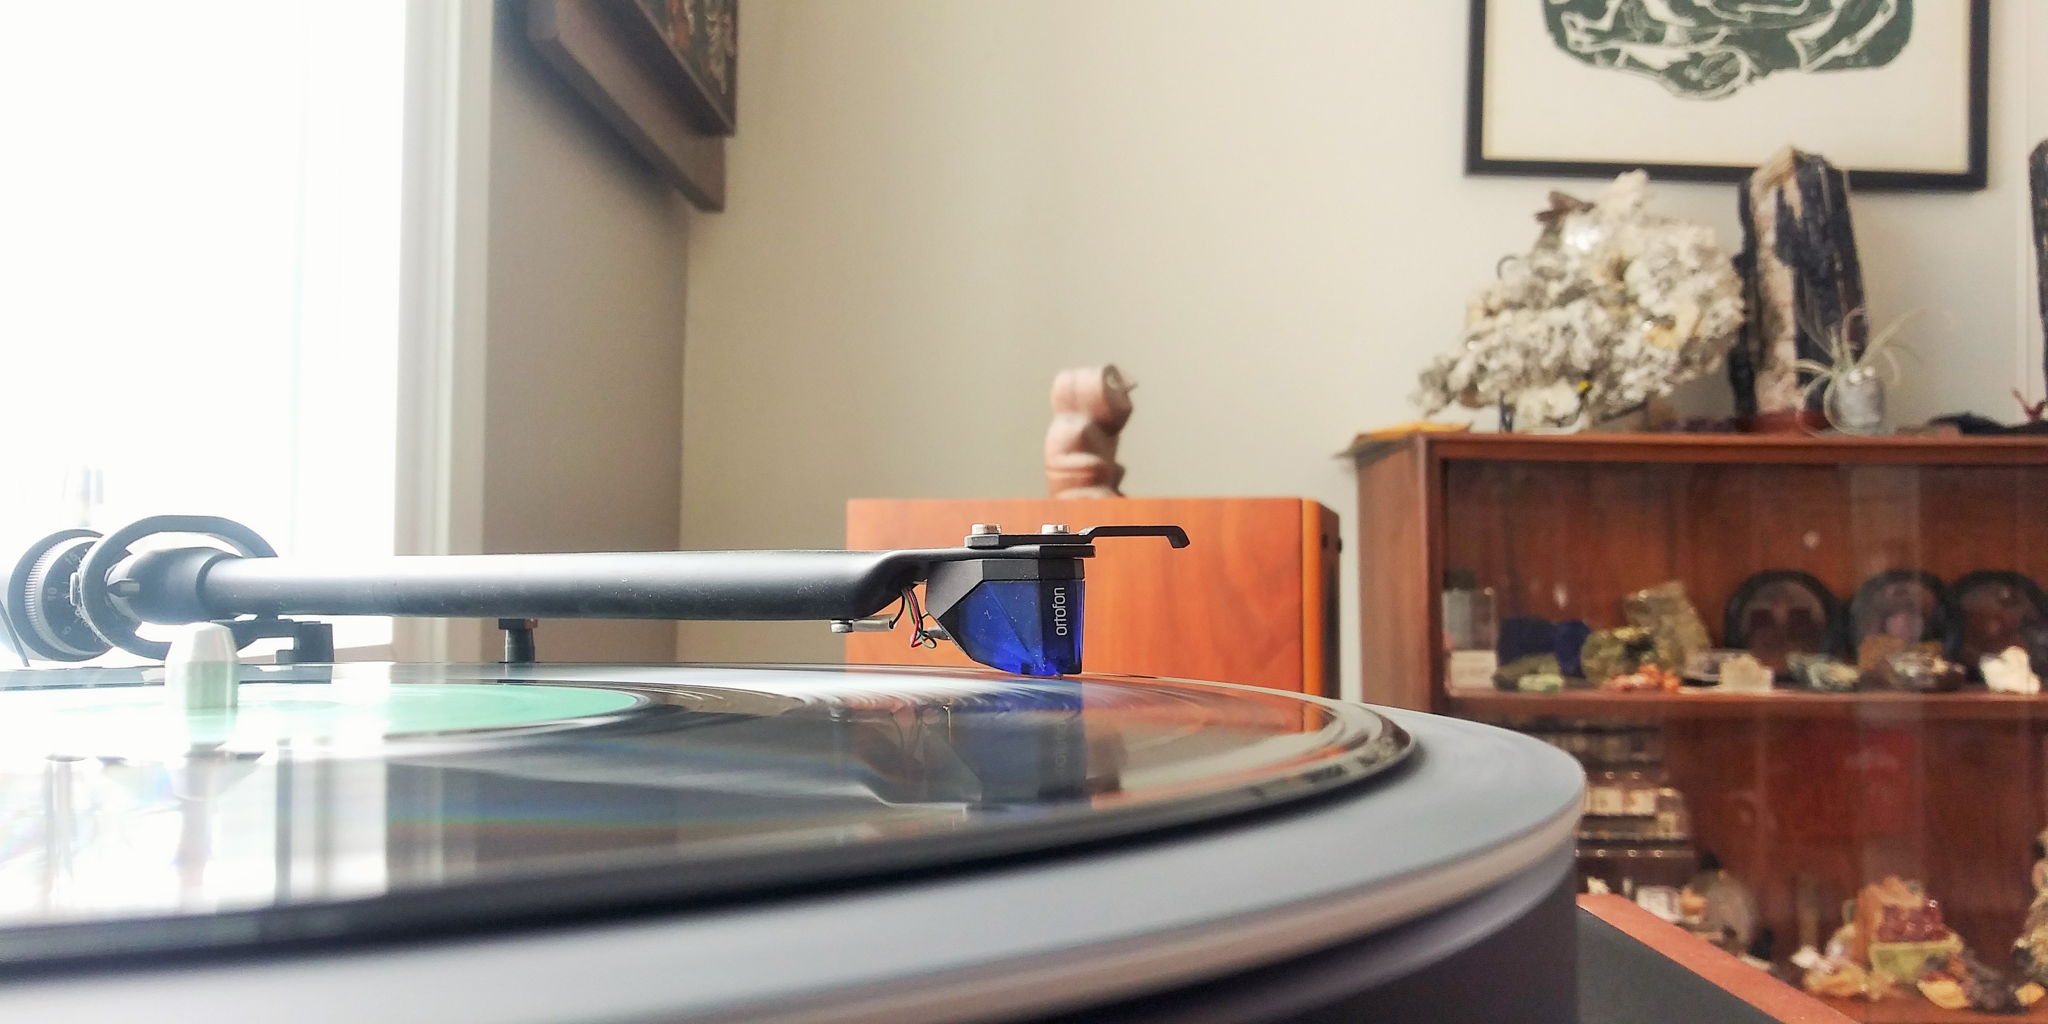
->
[[0, 662, 1411, 971]]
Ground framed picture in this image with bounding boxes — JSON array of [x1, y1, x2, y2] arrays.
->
[[1466, 0, 1990, 190], [1723, 570, 1841, 671], [527, 0, 738, 211], [1848, 570, 1953, 651], [625, 0, 738, 135], [1949, 571, 2047, 671]]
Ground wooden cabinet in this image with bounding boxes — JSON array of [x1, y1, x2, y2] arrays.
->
[[845, 497, 1338, 696], [1349, 430, 2048, 978]]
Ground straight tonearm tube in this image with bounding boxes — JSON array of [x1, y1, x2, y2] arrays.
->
[[2, 516, 1188, 677]]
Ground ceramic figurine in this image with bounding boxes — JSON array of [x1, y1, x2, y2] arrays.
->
[[1044, 366, 1134, 498], [1731, 148, 1867, 429]]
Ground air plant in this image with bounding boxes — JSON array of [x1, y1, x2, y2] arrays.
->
[[1793, 307, 1925, 434]]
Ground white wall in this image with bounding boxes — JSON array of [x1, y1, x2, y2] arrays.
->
[[679, 1, 2048, 696], [475, 5, 690, 663]]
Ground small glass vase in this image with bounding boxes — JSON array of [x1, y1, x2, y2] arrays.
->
[[1824, 370, 1886, 435]]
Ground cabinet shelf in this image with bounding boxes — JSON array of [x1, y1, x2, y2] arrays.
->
[[1448, 689, 2048, 723], [1349, 429, 2048, 971], [1345, 429, 2048, 468]]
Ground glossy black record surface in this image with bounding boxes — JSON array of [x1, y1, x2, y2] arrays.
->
[[0, 663, 1410, 969]]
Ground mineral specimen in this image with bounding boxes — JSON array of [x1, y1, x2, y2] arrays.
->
[[2033, 140, 2047, 399], [1877, 650, 1966, 693], [1415, 172, 1742, 428], [1497, 616, 1559, 665], [2021, 885, 2048, 987], [1580, 627, 1661, 688], [1718, 654, 1774, 693], [1731, 148, 1867, 424], [1493, 653, 1562, 692], [1602, 667, 1682, 693], [1917, 951, 2026, 1015], [1917, 977, 1969, 1012], [1983, 646, 2043, 695], [1555, 620, 1593, 676], [1789, 652, 1856, 691], [1858, 633, 1907, 673], [1625, 581, 1712, 670]]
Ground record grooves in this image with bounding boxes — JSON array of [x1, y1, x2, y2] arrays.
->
[[0, 664, 1412, 976]]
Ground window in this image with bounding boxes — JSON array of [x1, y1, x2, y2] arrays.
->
[[0, 2, 409, 654]]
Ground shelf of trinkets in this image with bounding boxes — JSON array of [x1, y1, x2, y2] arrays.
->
[[1453, 689, 2048, 722], [1350, 430, 2048, 976]]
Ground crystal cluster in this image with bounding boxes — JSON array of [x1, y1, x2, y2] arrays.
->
[[1415, 171, 1744, 427]]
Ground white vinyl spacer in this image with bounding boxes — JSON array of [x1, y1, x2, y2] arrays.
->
[[165, 623, 241, 712]]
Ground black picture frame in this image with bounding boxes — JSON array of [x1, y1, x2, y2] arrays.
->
[[526, 0, 735, 211], [1847, 570, 1955, 652], [1948, 570, 2048, 670], [1465, 0, 1990, 191], [1723, 570, 1843, 668]]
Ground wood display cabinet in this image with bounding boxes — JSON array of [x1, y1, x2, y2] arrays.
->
[[845, 497, 1340, 697], [1351, 430, 2048, 1022]]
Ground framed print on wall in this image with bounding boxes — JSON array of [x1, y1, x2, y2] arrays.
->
[[1466, 0, 1989, 191], [526, 0, 738, 211]]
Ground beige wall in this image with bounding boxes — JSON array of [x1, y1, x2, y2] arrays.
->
[[476, 5, 689, 662], [679, 1, 2048, 696]]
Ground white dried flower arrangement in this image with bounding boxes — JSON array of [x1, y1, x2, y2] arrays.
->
[[1415, 171, 1745, 429]]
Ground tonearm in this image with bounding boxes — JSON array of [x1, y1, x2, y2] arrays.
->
[[1, 516, 1189, 677]]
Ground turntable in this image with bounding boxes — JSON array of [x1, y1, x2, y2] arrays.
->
[[0, 516, 1582, 1022]]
